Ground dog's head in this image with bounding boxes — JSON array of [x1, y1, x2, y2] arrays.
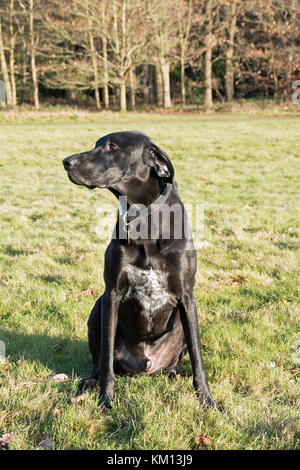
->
[[62, 131, 174, 190]]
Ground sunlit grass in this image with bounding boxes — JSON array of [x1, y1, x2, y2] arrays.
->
[[0, 110, 299, 449]]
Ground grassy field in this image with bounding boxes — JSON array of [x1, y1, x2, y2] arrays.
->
[[0, 110, 299, 450]]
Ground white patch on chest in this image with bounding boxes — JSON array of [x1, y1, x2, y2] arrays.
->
[[123, 266, 175, 321]]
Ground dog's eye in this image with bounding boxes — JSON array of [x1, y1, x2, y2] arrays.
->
[[108, 142, 120, 151]]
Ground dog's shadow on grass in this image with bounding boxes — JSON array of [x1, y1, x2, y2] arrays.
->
[[0, 327, 90, 377], [0, 328, 197, 448], [0, 326, 193, 378]]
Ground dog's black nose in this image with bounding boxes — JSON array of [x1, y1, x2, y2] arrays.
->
[[62, 156, 75, 170]]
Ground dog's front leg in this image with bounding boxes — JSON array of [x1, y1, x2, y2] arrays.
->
[[98, 291, 120, 408], [179, 295, 215, 407]]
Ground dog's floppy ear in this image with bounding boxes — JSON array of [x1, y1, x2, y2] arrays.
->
[[143, 142, 174, 182]]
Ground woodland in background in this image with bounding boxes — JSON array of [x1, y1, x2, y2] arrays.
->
[[0, 0, 299, 111]]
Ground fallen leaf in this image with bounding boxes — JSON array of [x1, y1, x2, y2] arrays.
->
[[49, 373, 69, 382], [195, 434, 211, 449], [52, 407, 61, 417], [71, 393, 86, 404], [76, 288, 96, 298], [38, 437, 52, 450], [0, 432, 16, 449]]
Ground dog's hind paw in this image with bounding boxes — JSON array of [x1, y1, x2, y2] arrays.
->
[[164, 368, 177, 378]]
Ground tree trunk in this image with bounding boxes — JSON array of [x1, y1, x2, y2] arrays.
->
[[120, 79, 126, 112], [180, 53, 186, 105], [285, 48, 294, 102], [225, 10, 237, 102], [29, 0, 39, 110], [129, 67, 135, 109], [225, 49, 234, 102], [66, 89, 75, 105], [273, 71, 278, 99], [9, 0, 17, 105], [101, 2, 109, 109], [89, 32, 101, 110], [160, 60, 172, 108], [102, 35, 109, 109], [87, 2, 100, 110], [287, 49, 293, 84], [155, 63, 163, 107], [204, 0, 213, 108], [9, 51, 17, 105], [21, 37, 27, 101], [148, 64, 155, 104], [141, 64, 149, 101], [16, 18, 27, 100], [204, 46, 213, 108], [178, 0, 192, 105], [0, 17, 13, 106]]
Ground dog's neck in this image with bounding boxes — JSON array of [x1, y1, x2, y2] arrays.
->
[[107, 176, 188, 250], [108, 176, 169, 207]]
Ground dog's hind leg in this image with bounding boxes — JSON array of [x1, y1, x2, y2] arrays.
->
[[163, 343, 188, 377], [77, 297, 102, 394]]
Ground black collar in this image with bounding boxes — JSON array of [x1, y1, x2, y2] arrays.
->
[[118, 182, 172, 228]]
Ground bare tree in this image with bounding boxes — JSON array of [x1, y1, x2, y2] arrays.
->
[[71, 0, 147, 111], [1, 0, 299, 109], [176, 0, 193, 105], [101, 0, 109, 109], [28, 0, 39, 109], [106, 0, 147, 111], [14, 1, 28, 100], [0, 1, 19, 105], [41, 1, 104, 102], [148, 0, 177, 108], [9, 0, 17, 105], [0, 12, 13, 105], [203, 0, 217, 107], [224, 0, 240, 102], [86, 0, 101, 109]]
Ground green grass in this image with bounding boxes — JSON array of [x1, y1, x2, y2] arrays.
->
[[0, 111, 299, 450]]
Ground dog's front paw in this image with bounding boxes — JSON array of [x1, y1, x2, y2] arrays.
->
[[99, 393, 113, 409], [196, 388, 216, 408], [199, 395, 216, 408]]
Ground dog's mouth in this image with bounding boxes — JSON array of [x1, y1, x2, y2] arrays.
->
[[67, 171, 107, 190], [66, 172, 95, 189]]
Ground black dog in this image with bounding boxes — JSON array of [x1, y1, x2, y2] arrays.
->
[[63, 131, 214, 408]]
